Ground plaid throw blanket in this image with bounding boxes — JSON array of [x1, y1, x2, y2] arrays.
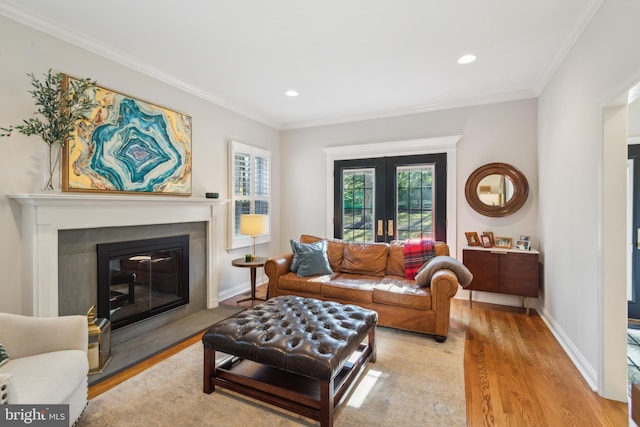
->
[[403, 238, 435, 280]]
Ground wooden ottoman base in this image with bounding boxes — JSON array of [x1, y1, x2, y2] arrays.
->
[[203, 296, 378, 426], [203, 327, 375, 427]]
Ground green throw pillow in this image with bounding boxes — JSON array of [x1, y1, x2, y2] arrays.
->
[[0, 341, 9, 367], [290, 239, 333, 277]]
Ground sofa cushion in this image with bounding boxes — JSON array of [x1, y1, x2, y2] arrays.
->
[[386, 240, 406, 276], [299, 234, 319, 244], [0, 350, 88, 404], [373, 278, 431, 310], [290, 240, 333, 277], [278, 272, 327, 295], [341, 242, 388, 276], [322, 275, 376, 304], [434, 242, 450, 257], [300, 234, 345, 272]]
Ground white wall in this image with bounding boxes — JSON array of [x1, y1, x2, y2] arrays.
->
[[538, 0, 640, 400], [0, 16, 280, 313], [280, 98, 539, 307]]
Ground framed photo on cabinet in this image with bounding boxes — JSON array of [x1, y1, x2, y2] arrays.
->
[[465, 232, 481, 246], [482, 231, 495, 245], [494, 236, 513, 249]]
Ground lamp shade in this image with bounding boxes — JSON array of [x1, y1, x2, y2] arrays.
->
[[240, 214, 268, 237]]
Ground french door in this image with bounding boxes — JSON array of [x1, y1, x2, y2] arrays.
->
[[334, 153, 447, 243], [628, 144, 640, 319]]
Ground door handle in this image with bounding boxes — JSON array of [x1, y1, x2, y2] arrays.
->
[[637, 228, 640, 249], [387, 220, 394, 236], [377, 220, 383, 236]]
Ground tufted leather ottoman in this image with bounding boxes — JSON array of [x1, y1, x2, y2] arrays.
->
[[202, 295, 377, 427]]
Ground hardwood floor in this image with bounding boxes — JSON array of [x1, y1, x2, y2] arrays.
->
[[456, 299, 628, 426], [89, 285, 629, 425]]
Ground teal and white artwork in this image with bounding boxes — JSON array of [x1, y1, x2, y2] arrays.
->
[[64, 76, 192, 195]]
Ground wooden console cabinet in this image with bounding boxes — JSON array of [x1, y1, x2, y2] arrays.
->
[[462, 247, 539, 313]]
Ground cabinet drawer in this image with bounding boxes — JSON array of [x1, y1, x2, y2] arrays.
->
[[463, 250, 499, 293], [499, 252, 539, 297]]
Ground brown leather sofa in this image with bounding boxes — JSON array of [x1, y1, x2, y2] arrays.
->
[[264, 235, 461, 342]]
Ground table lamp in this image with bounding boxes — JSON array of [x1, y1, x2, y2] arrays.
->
[[240, 214, 268, 261]]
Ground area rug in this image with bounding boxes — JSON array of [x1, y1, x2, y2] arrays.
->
[[77, 327, 466, 426]]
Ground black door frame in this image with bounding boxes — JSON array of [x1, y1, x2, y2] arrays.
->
[[629, 144, 640, 320], [334, 153, 447, 242]]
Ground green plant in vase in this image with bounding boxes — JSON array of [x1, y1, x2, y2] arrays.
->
[[0, 69, 98, 191]]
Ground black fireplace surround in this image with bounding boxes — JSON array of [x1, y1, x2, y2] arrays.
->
[[97, 235, 190, 330]]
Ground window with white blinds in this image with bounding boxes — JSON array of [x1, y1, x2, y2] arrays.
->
[[228, 140, 271, 250]]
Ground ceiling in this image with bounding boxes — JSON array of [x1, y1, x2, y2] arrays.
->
[[0, 0, 602, 129]]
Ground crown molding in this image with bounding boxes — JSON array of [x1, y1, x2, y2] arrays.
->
[[534, 0, 604, 95], [1, 2, 579, 132], [0, 4, 280, 130], [282, 90, 536, 130], [322, 135, 461, 160]]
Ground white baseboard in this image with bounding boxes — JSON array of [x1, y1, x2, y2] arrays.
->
[[218, 281, 250, 302], [454, 289, 598, 392], [538, 306, 598, 391]]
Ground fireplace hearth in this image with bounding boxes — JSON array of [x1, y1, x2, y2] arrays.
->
[[97, 235, 190, 330]]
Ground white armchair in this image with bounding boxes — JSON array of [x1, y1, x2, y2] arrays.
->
[[0, 313, 88, 426]]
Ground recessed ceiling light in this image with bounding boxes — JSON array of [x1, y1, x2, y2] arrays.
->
[[285, 90, 299, 97], [457, 54, 477, 65]]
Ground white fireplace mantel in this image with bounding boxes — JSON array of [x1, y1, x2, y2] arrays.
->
[[8, 193, 227, 316]]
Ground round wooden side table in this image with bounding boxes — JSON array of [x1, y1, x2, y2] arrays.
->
[[232, 257, 267, 304]]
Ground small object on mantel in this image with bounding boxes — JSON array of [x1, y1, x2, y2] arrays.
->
[[205, 192, 219, 199]]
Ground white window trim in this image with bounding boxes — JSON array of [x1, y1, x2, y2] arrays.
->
[[322, 135, 461, 256], [228, 140, 272, 251]]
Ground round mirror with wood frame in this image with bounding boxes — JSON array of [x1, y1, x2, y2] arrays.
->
[[465, 162, 529, 217]]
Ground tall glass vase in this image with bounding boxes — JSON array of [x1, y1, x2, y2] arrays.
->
[[43, 143, 62, 192]]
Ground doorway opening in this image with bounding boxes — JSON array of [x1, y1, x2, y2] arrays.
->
[[628, 88, 640, 387]]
